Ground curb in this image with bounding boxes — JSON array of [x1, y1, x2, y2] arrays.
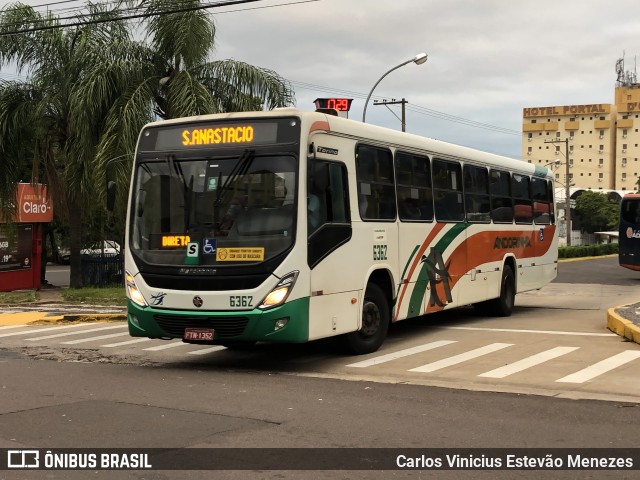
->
[[607, 306, 640, 344], [0, 310, 126, 326]]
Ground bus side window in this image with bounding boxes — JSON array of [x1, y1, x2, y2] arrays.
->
[[532, 177, 551, 225], [356, 145, 396, 221], [395, 151, 433, 222], [308, 160, 350, 236], [433, 158, 464, 222], [490, 169, 513, 223], [512, 174, 533, 224], [464, 164, 490, 223]]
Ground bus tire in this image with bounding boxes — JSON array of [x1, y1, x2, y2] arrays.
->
[[474, 265, 515, 317], [343, 283, 389, 355]]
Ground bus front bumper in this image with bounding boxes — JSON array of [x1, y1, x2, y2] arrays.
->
[[126, 297, 310, 344]]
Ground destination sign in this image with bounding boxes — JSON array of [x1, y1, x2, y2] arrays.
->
[[149, 234, 192, 249], [151, 121, 278, 151]]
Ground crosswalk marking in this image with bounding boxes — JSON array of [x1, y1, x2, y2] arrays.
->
[[442, 327, 616, 337], [0, 324, 87, 338], [27, 324, 126, 341], [346, 340, 457, 368], [555, 351, 640, 383], [409, 343, 513, 373], [187, 346, 226, 355], [143, 341, 189, 351], [478, 346, 580, 378], [0, 325, 23, 331], [61, 332, 129, 345], [102, 338, 153, 348]]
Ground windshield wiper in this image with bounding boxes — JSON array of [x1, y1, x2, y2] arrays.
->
[[214, 149, 255, 208]]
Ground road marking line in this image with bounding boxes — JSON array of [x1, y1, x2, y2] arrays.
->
[[556, 351, 640, 383], [346, 340, 457, 368], [442, 327, 616, 337], [61, 332, 129, 344], [409, 343, 513, 373], [0, 324, 87, 338], [102, 338, 152, 347], [478, 346, 580, 378], [27, 324, 126, 341], [187, 346, 226, 355], [143, 341, 189, 351]]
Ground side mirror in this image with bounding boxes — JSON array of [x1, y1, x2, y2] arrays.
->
[[106, 181, 116, 212]]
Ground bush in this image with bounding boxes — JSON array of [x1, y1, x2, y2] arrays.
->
[[559, 243, 618, 258]]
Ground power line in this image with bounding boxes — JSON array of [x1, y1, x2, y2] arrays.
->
[[291, 79, 522, 136], [0, 0, 266, 36]]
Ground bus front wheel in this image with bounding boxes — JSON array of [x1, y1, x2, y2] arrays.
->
[[343, 283, 389, 355]]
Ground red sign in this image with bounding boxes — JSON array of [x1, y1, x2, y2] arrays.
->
[[13, 184, 53, 223]]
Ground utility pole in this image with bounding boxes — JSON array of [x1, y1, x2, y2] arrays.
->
[[544, 138, 571, 246], [373, 98, 408, 131]]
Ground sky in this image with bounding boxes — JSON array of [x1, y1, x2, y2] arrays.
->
[[2, 0, 640, 159]]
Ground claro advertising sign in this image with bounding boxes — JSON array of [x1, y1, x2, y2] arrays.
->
[[12, 183, 53, 223]]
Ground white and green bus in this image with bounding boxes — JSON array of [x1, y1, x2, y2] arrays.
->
[[123, 108, 558, 354]]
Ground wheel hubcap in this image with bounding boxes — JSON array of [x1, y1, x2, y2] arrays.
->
[[361, 300, 381, 337]]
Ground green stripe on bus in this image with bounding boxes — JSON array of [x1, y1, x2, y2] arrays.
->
[[394, 244, 421, 306], [406, 222, 470, 318]]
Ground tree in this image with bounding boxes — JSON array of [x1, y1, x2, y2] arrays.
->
[[96, 0, 295, 166], [0, 0, 295, 287], [573, 191, 619, 234], [0, 2, 144, 287]]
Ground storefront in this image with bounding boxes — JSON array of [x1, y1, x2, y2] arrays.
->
[[0, 183, 53, 292]]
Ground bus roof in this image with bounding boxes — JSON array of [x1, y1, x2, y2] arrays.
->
[[142, 108, 550, 178]]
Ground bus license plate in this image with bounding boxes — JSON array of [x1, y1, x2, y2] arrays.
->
[[184, 328, 214, 341]]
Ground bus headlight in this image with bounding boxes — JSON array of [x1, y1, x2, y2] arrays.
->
[[126, 271, 148, 308], [259, 271, 299, 310]]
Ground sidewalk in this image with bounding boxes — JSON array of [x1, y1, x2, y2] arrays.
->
[[0, 286, 127, 325]]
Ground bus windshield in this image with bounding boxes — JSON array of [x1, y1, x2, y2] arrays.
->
[[130, 152, 297, 267]]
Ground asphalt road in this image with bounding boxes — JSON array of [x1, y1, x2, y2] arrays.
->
[[3, 255, 640, 479], [555, 255, 640, 285], [2, 350, 640, 480]]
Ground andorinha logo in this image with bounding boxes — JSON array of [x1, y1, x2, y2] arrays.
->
[[493, 236, 531, 249]]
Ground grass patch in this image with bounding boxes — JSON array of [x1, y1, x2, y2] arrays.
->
[[62, 287, 126, 305], [0, 290, 37, 304]]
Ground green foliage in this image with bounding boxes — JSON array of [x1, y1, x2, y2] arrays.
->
[[573, 191, 619, 234], [0, 290, 37, 304], [61, 287, 126, 305], [0, 0, 295, 286], [558, 243, 618, 258]]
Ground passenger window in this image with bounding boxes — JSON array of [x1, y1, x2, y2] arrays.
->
[[433, 159, 464, 222], [512, 174, 533, 224], [531, 177, 552, 225], [356, 145, 396, 221], [395, 152, 433, 222], [490, 170, 513, 223], [464, 165, 490, 223]]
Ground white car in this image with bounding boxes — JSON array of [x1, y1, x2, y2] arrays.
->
[[80, 240, 121, 256]]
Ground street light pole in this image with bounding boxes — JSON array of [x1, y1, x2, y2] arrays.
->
[[362, 52, 427, 124], [544, 138, 571, 246], [564, 138, 571, 246]]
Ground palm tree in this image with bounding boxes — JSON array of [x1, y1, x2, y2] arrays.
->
[[0, 2, 145, 287], [96, 0, 295, 164], [0, 0, 295, 288]]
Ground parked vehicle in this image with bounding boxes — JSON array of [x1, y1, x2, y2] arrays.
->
[[81, 240, 121, 256]]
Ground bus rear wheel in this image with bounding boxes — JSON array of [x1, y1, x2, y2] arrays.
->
[[342, 283, 389, 355], [474, 265, 515, 317]]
